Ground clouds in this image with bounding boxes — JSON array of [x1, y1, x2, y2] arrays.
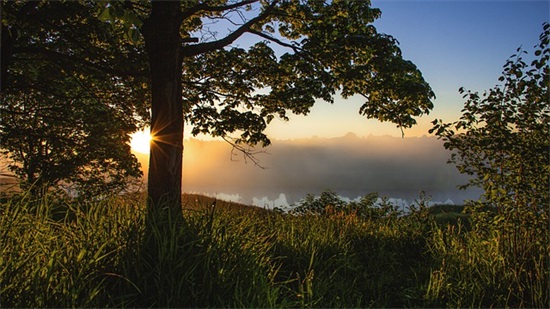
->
[[135, 133, 481, 206]]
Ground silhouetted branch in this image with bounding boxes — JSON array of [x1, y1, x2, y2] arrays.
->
[[359, 92, 405, 138], [246, 29, 318, 63], [181, 0, 258, 20], [182, 1, 278, 57], [221, 136, 268, 169], [200, 0, 258, 13]]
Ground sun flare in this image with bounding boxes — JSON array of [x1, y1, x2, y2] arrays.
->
[[130, 129, 152, 154]]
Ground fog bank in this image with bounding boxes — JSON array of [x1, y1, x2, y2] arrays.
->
[[136, 133, 481, 205]]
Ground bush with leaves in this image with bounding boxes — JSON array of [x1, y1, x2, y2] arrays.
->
[[291, 190, 347, 215], [429, 23, 549, 307], [430, 23, 549, 215], [291, 189, 407, 221]]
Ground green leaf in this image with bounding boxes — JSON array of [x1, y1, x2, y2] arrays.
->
[[97, 6, 112, 22], [76, 249, 86, 263]]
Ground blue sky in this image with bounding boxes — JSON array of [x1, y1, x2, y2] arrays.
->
[[260, 0, 549, 139]]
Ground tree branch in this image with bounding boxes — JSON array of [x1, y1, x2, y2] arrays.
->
[[181, 0, 259, 20], [182, 1, 278, 57], [202, 0, 259, 13], [359, 92, 406, 137], [246, 29, 320, 64], [247, 29, 301, 52], [248, 28, 335, 79], [221, 136, 268, 169]]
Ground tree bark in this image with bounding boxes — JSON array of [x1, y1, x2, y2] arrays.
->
[[142, 1, 184, 223]]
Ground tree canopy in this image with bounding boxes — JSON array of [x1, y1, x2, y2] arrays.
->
[[1, 1, 149, 197]]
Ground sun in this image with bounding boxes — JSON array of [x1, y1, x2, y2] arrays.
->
[[130, 129, 152, 154]]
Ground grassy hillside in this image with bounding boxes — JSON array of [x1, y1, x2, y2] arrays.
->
[[182, 193, 270, 213], [1, 193, 547, 308]]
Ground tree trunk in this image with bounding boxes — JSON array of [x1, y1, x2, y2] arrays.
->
[[142, 1, 184, 223]]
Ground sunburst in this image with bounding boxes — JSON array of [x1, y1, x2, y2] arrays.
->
[[130, 129, 152, 154]]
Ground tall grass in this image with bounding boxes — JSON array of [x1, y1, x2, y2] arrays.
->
[[426, 205, 549, 308], [0, 192, 143, 307], [1, 192, 548, 308], [115, 205, 284, 308]]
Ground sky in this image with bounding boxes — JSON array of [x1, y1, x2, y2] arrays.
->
[[250, 0, 549, 140]]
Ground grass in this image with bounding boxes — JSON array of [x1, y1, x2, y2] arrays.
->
[[426, 210, 549, 308], [430, 204, 471, 230], [1, 192, 548, 308]]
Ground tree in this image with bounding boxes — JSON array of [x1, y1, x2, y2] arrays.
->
[[0, 1, 149, 197], [0, 93, 142, 199], [98, 0, 434, 223], [292, 189, 347, 215], [430, 23, 549, 213]]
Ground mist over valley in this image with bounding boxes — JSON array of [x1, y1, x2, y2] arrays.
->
[[135, 133, 481, 207]]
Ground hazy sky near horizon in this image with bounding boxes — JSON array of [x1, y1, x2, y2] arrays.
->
[[135, 135, 482, 205], [226, 0, 549, 140]]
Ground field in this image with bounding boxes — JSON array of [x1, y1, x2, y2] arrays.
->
[[1, 192, 548, 308]]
